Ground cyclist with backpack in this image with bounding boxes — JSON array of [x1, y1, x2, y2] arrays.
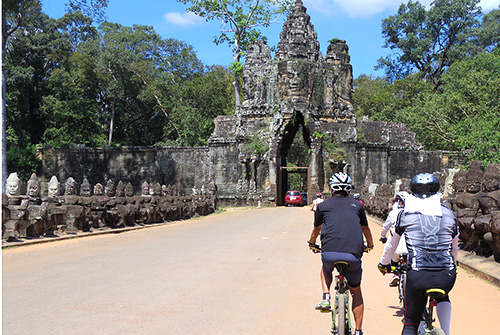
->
[[308, 172, 374, 335], [378, 173, 459, 335]]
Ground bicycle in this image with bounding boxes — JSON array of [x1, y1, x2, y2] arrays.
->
[[394, 253, 408, 306], [418, 288, 447, 335], [310, 242, 371, 335], [379, 238, 407, 306], [329, 260, 352, 335], [387, 264, 446, 335]]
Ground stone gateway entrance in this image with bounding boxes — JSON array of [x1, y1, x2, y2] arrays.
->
[[37, 0, 463, 207], [209, 0, 358, 205]]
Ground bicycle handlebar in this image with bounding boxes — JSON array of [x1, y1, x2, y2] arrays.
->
[[309, 241, 372, 254]]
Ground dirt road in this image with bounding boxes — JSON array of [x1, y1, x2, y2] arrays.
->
[[3, 207, 499, 334]]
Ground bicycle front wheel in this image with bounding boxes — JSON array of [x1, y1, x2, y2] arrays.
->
[[398, 272, 407, 306], [336, 294, 346, 335], [430, 328, 446, 335]]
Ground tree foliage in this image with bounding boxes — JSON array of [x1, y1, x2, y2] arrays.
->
[[354, 49, 500, 165], [377, 0, 485, 87], [4, 1, 234, 179], [177, 0, 294, 106]]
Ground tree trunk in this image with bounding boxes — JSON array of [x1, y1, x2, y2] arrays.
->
[[108, 100, 116, 145], [1, 1, 26, 191], [233, 72, 241, 107]]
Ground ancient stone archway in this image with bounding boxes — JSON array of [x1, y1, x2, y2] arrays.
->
[[208, 0, 356, 204]]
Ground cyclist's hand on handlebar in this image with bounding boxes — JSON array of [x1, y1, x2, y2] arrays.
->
[[377, 263, 392, 275], [308, 241, 321, 253], [364, 244, 374, 253], [379, 236, 387, 244]]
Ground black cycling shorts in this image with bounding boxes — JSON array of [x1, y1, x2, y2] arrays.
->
[[321, 251, 362, 287]]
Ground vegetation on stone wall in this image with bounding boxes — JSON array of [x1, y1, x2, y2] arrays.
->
[[243, 133, 269, 156], [313, 131, 346, 178]]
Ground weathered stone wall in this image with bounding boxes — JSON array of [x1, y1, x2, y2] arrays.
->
[[38, 146, 209, 196], [360, 161, 500, 263]]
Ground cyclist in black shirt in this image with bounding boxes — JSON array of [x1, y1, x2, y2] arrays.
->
[[308, 172, 374, 335]]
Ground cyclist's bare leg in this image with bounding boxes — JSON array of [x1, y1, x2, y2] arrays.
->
[[349, 285, 364, 332], [321, 265, 331, 294]]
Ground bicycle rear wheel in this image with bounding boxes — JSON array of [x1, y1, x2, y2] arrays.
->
[[337, 293, 346, 335]]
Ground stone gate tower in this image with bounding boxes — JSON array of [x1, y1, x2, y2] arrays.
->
[[209, 0, 357, 205]]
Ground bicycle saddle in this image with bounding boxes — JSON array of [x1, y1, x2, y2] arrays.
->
[[425, 288, 446, 299], [334, 261, 350, 273]]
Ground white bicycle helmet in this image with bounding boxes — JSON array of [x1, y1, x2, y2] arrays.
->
[[329, 172, 352, 193], [395, 191, 409, 204]]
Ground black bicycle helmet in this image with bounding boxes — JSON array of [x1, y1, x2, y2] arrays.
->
[[329, 172, 352, 193], [410, 173, 439, 198]]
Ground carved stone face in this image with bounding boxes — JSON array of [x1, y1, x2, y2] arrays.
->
[[116, 186, 125, 197], [65, 178, 77, 195], [80, 184, 92, 197], [141, 182, 150, 196], [105, 183, 115, 197], [6, 180, 20, 196], [48, 184, 60, 197], [125, 183, 134, 197], [94, 183, 104, 196], [27, 182, 40, 197]]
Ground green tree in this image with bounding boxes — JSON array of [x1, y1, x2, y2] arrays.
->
[[177, 0, 293, 106], [2, 0, 108, 190], [377, 0, 483, 87], [352, 75, 391, 119], [477, 7, 500, 51]]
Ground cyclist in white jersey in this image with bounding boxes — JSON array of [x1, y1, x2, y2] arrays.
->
[[378, 173, 459, 335]]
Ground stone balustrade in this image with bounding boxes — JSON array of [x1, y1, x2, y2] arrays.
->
[[360, 161, 500, 263], [2, 175, 217, 242]]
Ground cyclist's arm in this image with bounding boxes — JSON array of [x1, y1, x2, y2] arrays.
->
[[309, 224, 321, 246], [309, 208, 323, 245], [380, 232, 401, 265], [362, 225, 374, 249], [380, 214, 393, 238]]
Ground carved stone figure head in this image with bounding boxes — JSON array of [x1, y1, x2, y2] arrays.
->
[[152, 182, 162, 196], [116, 181, 125, 197], [141, 181, 150, 196], [105, 180, 116, 197], [94, 183, 104, 196], [5, 172, 21, 196], [483, 163, 500, 192], [65, 177, 77, 196], [47, 175, 60, 198], [80, 178, 92, 197], [27, 173, 41, 197], [125, 182, 134, 197]]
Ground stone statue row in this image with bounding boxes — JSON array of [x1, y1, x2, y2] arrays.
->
[[2, 173, 218, 242], [360, 161, 500, 263]]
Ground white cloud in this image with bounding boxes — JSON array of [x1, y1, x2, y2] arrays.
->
[[304, 0, 498, 18], [479, 0, 500, 11], [164, 12, 204, 26]]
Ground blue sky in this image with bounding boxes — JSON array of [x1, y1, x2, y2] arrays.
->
[[41, 0, 500, 78]]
